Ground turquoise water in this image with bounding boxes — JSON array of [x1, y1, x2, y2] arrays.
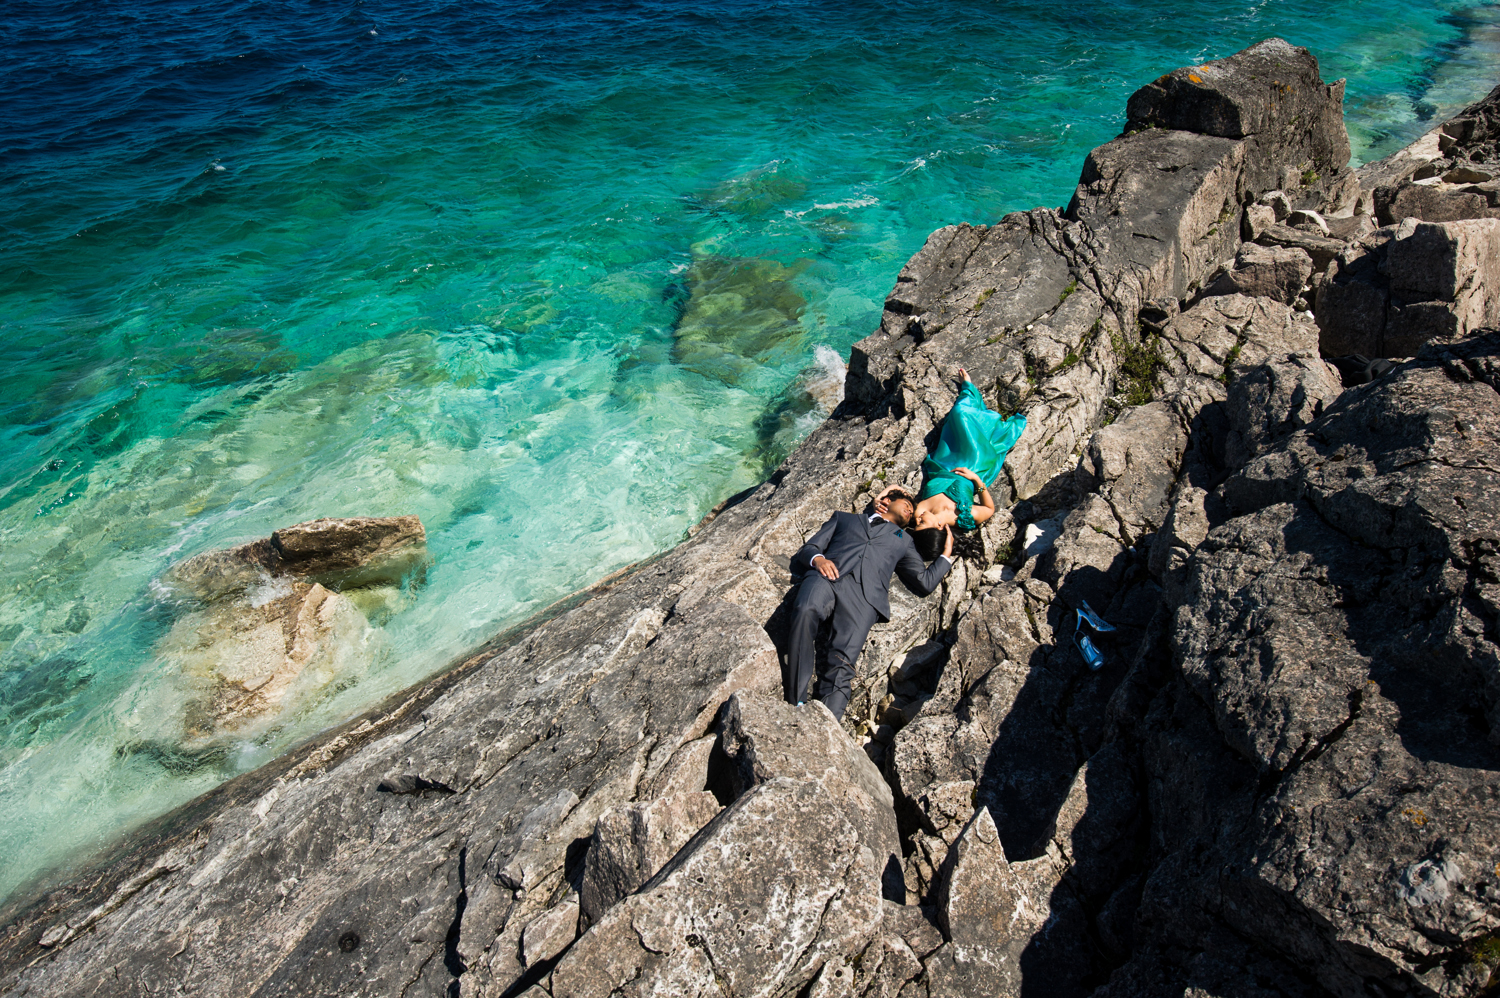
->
[[2, 0, 1497, 903]]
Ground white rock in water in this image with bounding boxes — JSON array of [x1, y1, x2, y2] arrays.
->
[[160, 580, 373, 747]]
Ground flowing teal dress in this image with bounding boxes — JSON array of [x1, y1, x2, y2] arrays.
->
[[917, 382, 1026, 530]]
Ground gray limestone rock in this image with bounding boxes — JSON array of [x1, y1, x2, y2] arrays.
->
[[1074, 400, 1187, 537], [1253, 222, 1346, 272], [1373, 179, 1500, 226], [637, 733, 717, 800], [164, 514, 428, 599], [1285, 208, 1330, 236], [1222, 326, 1341, 470], [1148, 485, 1210, 603], [145, 515, 431, 747], [1123, 38, 1352, 198], [550, 777, 883, 998], [1317, 217, 1500, 358], [1112, 332, 1500, 997], [578, 792, 723, 929], [1203, 242, 1313, 303], [522, 899, 579, 967], [1357, 127, 1444, 196], [1315, 236, 1391, 356], [718, 694, 903, 899], [925, 808, 1025, 997], [852, 925, 925, 998]]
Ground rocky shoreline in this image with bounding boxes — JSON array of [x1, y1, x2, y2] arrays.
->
[[3, 38, 1499, 998]]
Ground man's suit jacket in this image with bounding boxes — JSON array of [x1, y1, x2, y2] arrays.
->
[[791, 511, 950, 621]]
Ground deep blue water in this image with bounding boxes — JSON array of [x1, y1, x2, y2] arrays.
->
[[2, 0, 1497, 902]]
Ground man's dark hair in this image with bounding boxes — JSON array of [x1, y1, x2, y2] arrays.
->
[[886, 493, 915, 516], [911, 526, 946, 561]]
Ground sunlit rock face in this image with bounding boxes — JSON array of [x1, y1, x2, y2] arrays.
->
[[156, 516, 427, 745]]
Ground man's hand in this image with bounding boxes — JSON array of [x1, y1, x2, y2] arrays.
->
[[811, 555, 840, 580], [942, 526, 954, 559]]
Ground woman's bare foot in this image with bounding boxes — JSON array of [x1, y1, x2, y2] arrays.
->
[[957, 366, 972, 384]]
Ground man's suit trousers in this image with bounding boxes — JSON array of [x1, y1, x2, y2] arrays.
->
[[785, 573, 879, 720]]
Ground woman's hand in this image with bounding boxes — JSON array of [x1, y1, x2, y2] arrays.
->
[[942, 526, 954, 559], [957, 466, 995, 524]]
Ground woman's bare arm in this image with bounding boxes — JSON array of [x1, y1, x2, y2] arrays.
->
[[954, 467, 996, 524]]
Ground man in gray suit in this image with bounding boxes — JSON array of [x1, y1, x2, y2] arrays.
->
[[787, 491, 953, 719]]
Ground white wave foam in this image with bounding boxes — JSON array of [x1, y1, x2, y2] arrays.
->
[[246, 572, 293, 608], [805, 345, 846, 413], [785, 195, 879, 219]]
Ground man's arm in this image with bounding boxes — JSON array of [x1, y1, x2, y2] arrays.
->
[[894, 527, 953, 597], [791, 514, 841, 576]]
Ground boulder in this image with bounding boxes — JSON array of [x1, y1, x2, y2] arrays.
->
[[1147, 485, 1210, 602], [1159, 293, 1301, 381], [1222, 348, 1341, 470], [163, 515, 428, 599], [159, 580, 372, 746], [637, 733, 717, 800], [1074, 401, 1187, 536], [1316, 218, 1500, 356], [718, 694, 903, 899], [1202, 243, 1312, 303], [1285, 208, 1330, 236], [577, 791, 723, 928], [1373, 179, 1500, 226], [1357, 127, 1443, 196], [1385, 220, 1500, 355], [1123, 38, 1352, 199], [1314, 237, 1391, 356], [923, 808, 1027, 997], [146, 515, 428, 743], [550, 778, 883, 998], [1253, 222, 1346, 271], [850, 927, 925, 998], [521, 899, 579, 967]]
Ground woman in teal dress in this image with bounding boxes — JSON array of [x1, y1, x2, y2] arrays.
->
[[876, 368, 1026, 555]]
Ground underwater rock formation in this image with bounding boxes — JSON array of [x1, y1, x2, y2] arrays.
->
[[155, 515, 427, 744]]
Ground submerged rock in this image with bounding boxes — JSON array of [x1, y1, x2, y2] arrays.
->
[[162, 514, 428, 600], [155, 515, 427, 745], [672, 252, 810, 385], [163, 580, 370, 745]]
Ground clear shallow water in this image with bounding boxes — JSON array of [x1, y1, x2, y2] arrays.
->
[[2, 0, 1497, 903]]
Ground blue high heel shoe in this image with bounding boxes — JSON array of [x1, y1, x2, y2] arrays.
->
[[1077, 600, 1116, 633], [1074, 629, 1106, 671]]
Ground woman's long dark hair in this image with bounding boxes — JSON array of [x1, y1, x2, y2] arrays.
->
[[911, 527, 947, 561], [912, 524, 987, 562]]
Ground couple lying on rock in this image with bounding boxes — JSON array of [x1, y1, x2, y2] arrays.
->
[[786, 368, 1025, 718]]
